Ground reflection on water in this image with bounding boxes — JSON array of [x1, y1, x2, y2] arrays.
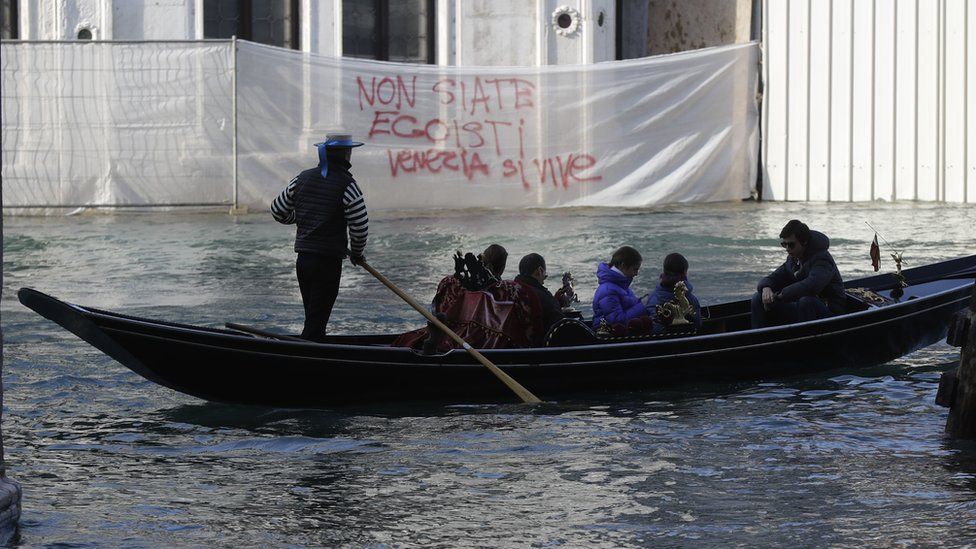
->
[[3, 202, 976, 545]]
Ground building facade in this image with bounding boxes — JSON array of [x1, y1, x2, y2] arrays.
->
[[1, 0, 752, 65]]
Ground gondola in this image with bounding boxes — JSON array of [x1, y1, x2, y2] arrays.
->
[[18, 255, 976, 407]]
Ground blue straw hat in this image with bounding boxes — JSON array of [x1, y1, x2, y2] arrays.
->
[[315, 133, 364, 177], [317, 133, 365, 149]]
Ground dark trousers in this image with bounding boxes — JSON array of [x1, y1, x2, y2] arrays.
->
[[296, 253, 343, 342], [750, 292, 832, 329]]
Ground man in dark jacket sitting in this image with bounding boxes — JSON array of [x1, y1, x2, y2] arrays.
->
[[751, 219, 845, 328], [514, 253, 564, 344]]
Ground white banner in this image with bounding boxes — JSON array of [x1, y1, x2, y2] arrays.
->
[[239, 41, 759, 209], [2, 41, 759, 210]]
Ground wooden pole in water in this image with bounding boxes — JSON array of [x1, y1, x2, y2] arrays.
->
[[940, 284, 976, 438], [0, 168, 22, 540], [1, 174, 4, 471]]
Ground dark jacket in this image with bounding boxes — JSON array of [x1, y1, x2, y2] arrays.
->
[[591, 262, 647, 328], [646, 275, 702, 329], [291, 158, 354, 256], [757, 230, 846, 313], [515, 274, 563, 341]]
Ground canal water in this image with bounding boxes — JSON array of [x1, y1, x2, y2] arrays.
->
[[3, 201, 976, 546]]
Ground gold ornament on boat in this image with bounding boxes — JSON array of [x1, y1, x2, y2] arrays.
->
[[656, 280, 695, 326], [846, 287, 887, 304], [890, 251, 907, 299], [891, 252, 907, 284], [554, 271, 580, 312]]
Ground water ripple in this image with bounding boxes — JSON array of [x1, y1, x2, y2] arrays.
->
[[4, 203, 976, 545]]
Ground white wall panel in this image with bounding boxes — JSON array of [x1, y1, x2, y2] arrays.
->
[[786, 0, 811, 200], [916, 0, 939, 201], [850, 0, 874, 201], [894, 0, 918, 201], [967, 0, 975, 203], [944, 0, 965, 202], [807, 0, 832, 201], [764, 0, 975, 203], [761, 0, 789, 200], [830, 0, 854, 202], [873, 0, 895, 201]]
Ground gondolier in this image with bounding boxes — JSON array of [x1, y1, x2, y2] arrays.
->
[[271, 133, 369, 342]]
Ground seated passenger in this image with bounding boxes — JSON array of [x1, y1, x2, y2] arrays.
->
[[751, 219, 846, 328], [646, 252, 702, 330], [592, 246, 649, 330], [393, 245, 539, 351], [479, 243, 508, 280], [514, 253, 564, 345], [431, 244, 507, 313]]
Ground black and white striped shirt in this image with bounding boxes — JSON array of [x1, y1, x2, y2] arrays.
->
[[270, 176, 299, 224], [272, 176, 369, 257], [341, 181, 369, 257]]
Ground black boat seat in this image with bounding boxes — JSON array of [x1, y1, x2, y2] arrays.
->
[[844, 293, 873, 312]]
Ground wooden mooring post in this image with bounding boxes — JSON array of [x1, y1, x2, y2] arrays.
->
[[938, 283, 976, 438], [0, 187, 22, 542]]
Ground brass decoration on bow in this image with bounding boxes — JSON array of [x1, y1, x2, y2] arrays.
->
[[890, 251, 908, 300], [656, 280, 695, 326], [846, 287, 887, 305], [554, 271, 580, 312]]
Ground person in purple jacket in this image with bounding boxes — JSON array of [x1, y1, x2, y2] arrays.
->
[[592, 246, 650, 329]]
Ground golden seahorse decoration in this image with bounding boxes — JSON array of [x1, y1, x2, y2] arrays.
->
[[656, 280, 695, 326]]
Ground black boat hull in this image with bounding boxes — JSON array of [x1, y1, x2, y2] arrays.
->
[[18, 255, 976, 407]]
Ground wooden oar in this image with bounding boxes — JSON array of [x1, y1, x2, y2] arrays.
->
[[357, 258, 543, 404], [225, 322, 305, 342]]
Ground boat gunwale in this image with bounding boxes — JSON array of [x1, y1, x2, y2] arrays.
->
[[18, 250, 975, 360], [82, 278, 974, 364]]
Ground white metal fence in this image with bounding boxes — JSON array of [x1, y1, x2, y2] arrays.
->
[[2, 39, 759, 211], [762, 0, 975, 203], [1, 40, 237, 209]]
